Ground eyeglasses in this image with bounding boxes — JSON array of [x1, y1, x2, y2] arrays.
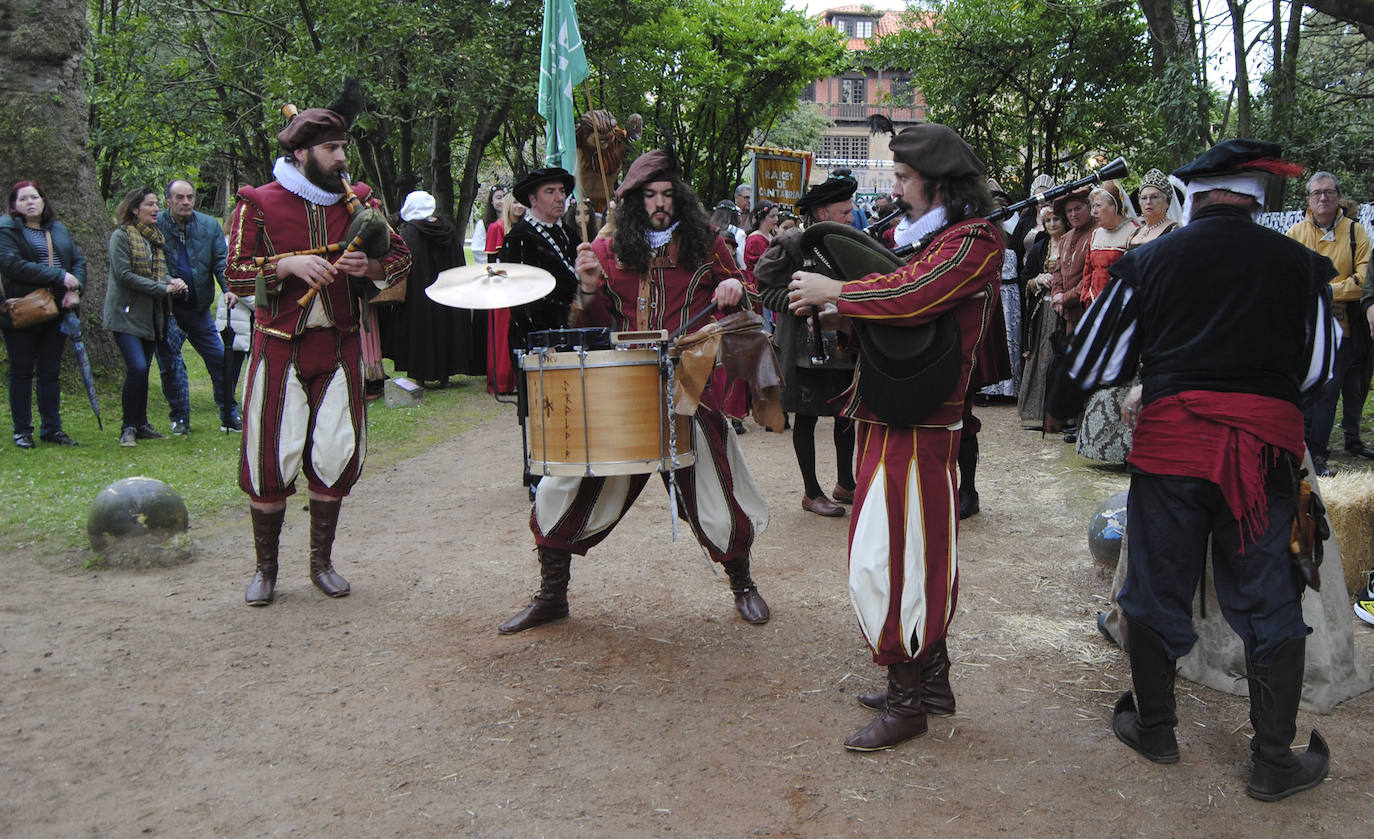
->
[[1308, 189, 1338, 199]]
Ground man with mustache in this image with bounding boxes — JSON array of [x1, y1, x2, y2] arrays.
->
[[499, 150, 772, 634], [225, 82, 410, 607]]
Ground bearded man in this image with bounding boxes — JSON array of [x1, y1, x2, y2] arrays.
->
[[225, 83, 410, 607], [788, 124, 1003, 752], [498, 150, 772, 634]]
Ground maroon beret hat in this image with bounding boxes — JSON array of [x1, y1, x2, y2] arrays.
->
[[277, 108, 349, 152], [889, 123, 985, 180], [617, 150, 678, 198]]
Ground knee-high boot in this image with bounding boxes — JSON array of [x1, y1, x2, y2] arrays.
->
[[722, 557, 770, 624], [244, 506, 285, 606], [857, 639, 956, 716], [1112, 617, 1179, 763], [308, 498, 350, 598], [498, 547, 572, 634], [1245, 636, 1329, 801], [844, 660, 927, 751], [958, 436, 979, 519]]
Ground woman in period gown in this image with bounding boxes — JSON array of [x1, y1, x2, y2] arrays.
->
[[1075, 179, 1157, 463], [1017, 204, 1069, 428]]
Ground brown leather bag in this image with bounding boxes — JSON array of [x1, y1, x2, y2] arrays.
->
[[0, 231, 61, 329], [1, 287, 59, 329]]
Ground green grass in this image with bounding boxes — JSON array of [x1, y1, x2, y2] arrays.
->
[[0, 349, 500, 558]]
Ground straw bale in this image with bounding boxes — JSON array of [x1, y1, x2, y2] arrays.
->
[[1318, 471, 1374, 598]]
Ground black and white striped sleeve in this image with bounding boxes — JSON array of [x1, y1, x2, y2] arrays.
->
[[1302, 283, 1339, 395], [1045, 277, 1139, 419]]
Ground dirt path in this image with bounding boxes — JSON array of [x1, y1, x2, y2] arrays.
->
[[3, 403, 1372, 836]]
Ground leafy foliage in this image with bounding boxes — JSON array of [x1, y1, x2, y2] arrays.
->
[[868, 0, 1155, 195], [83, 0, 841, 221], [1253, 11, 1374, 204]]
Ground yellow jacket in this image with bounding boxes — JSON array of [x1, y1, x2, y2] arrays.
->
[[1287, 211, 1370, 305]]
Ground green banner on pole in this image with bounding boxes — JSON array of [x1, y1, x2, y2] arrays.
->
[[538, 0, 590, 176]]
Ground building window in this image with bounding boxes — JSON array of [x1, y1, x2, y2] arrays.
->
[[840, 77, 866, 105], [831, 16, 874, 38], [890, 77, 914, 107], [800, 82, 815, 102], [819, 135, 871, 160]]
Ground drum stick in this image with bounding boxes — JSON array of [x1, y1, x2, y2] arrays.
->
[[671, 301, 719, 341]]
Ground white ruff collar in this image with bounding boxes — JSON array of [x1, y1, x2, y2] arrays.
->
[[894, 206, 948, 248], [646, 221, 679, 249], [273, 157, 345, 206]]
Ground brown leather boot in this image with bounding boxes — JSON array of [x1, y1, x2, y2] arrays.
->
[[722, 557, 770, 624], [498, 547, 572, 634], [308, 498, 350, 598], [857, 639, 955, 716], [245, 506, 285, 606], [844, 660, 927, 751]]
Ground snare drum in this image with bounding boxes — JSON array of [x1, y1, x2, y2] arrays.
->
[[520, 334, 694, 477]]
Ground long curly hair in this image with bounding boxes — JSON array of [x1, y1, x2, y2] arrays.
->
[[612, 176, 714, 273], [930, 174, 995, 226]]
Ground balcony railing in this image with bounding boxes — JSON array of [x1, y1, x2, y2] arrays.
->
[[817, 103, 924, 122]]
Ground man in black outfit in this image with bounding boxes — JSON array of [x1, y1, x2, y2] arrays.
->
[[1047, 139, 1337, 802], [500, 167, 581, 342]]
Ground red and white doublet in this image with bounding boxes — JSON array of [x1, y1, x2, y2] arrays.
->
[[837, 216, 1002, 664], [225, 178, 409, 503], [532, 234, 768, 560]]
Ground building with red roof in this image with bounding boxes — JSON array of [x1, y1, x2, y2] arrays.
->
[[805, 5, 929, 198]]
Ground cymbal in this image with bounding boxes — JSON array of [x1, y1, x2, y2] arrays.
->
[[426, 263, 557, 309]]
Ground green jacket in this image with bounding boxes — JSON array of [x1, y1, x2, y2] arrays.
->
[[103, 227, 172, 340]]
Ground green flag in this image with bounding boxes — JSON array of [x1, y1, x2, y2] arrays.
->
[[538, 0, 590, 177]]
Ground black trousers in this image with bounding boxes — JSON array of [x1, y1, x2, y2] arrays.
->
[[1118, 467, 1308, 664]]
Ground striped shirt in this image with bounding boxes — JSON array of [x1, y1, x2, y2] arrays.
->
[[1049, 202, 1339, 420]]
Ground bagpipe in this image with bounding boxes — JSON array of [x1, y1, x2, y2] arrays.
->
[[796, 222, 963, 427]]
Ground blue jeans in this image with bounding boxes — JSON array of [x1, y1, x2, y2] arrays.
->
[[156, 301, 234, 423], [113, 331, 169, 429], [2, 318, 67, 436]]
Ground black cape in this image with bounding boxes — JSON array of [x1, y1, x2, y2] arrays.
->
[[381, 216, 485, 381]]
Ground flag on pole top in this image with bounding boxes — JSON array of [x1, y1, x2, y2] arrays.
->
[[538, 0, 590, 177]]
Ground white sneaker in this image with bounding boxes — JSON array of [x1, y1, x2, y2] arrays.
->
[[1355, 599, 1374, 627]]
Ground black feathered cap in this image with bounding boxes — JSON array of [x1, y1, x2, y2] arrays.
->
[[1170, 139, 1304, 183], [795, 172, 858, 213]]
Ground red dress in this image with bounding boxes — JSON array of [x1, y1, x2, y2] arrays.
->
[[483, 220, 516, 395], [1080, 246, 1127, 306]]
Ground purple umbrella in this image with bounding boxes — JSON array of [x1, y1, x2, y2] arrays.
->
[[60, 307, 103, 429]]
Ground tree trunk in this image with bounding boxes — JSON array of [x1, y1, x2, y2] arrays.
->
[[430, 111, 456, 220], [1267, 0, 1304, 209], [0, 0, 119, 369], [1227, 0, 1253, 137]]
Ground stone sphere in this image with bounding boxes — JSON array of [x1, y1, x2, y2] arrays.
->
[[1088, 490, 1129, 567], [87, 477, 189, 553]]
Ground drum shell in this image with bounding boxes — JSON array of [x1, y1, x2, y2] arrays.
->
[[521, 348, 694, 476]]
